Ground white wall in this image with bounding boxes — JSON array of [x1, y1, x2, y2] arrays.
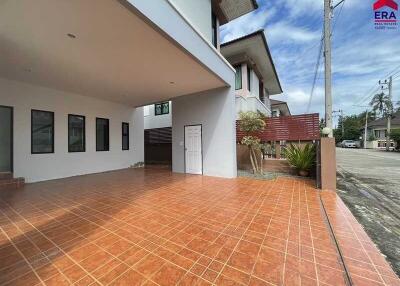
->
[[144, 102, 172, 130], [169, 0, 212, 43], [0, 78, 144, 182], [172, 86, 237, 178]]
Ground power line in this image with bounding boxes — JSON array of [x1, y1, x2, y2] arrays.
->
[[306, 32, 324, 113], [332, 0, 346, 35]]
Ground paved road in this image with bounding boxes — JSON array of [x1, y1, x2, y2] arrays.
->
[[336, 148, 400, 276]]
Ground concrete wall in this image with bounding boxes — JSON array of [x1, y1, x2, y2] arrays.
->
[[172, 87, 237, 178], [144, 102, 172, 129], [169, 0, 212, 43], [0, 78, 144, 182]]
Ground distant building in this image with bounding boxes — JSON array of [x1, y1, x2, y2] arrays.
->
[[362, 111, 400, 149]]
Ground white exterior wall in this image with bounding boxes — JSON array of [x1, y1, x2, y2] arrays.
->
[[0, 78, 144, 182], [234, 63, 271, 117], [144, 102, 172, 130], [172, 87, 237, 178], [169, 0, 212, 43]]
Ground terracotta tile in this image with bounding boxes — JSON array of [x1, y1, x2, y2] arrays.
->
[[109, 269, 146, 286], [228, 251, 257, 273], [0, 169, 398, 286], [134, 253, 165, 277], [151, 262, 186, 286], [220, 265, 250, 285]]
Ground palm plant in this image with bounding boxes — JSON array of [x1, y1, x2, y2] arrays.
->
[[370, 92, 393, 151], [284, 144, 316, 176]]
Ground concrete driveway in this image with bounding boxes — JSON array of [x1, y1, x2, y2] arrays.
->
[[336, 148, 400, 276]]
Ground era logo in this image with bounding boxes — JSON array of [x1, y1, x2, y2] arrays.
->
[[373, 0, 398, 29]]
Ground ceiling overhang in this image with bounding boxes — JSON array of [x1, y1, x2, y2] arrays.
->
[[0, 0, 226, 107], [212, 0, 258, 25], [221, 30, 283, 95]]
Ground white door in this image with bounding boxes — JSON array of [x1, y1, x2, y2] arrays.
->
[[185, 125, 202, 175]]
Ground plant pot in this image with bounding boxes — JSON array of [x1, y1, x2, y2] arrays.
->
[[298, 170, 309, 177]]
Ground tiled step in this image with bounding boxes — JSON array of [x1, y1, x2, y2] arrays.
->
[[0, 172, 12, 180], [0, 177, 25, 191]]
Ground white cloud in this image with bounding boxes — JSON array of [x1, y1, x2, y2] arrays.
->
[[221, 0, 400, 120]]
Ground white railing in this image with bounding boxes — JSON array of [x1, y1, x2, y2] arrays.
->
[[235, 95, 271, 118]]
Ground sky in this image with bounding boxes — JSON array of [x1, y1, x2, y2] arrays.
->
[[220, 0, 400, 125]]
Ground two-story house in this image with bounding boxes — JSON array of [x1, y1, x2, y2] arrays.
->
[[0, 0, 259, 182], [220, 30, 282, 118]]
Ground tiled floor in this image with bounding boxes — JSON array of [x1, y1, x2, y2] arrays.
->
[[0, 168, 398, 286]]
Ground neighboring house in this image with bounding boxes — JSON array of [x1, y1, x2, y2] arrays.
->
[[0, 0, 258, 182], [362, 111, 400, 149], [220, 30, 283, 118], [270, 99, 291, 117]]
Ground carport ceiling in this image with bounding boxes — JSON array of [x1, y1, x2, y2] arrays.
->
[[0, 0, 226, 107]]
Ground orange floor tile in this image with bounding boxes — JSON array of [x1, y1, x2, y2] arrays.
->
[[0, 168, 398, 285]]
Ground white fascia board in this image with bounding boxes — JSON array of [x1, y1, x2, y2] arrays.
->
[[124, 0, 235, 85]]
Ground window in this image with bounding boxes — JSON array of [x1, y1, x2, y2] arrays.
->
[[155, 102, 169, 116], [212, 12, 218, 48], [96, 118, 109, 151], [68, 114, 85, 152], [31, 110, 54, 154], [122, 122, 129, 150], [259, 82, 265, 103], [247, 66, 251, 91], [234, 65, 242, 90]]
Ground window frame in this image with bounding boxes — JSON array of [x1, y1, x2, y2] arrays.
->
[[122, 122, 129, 151], [154, 102, 169, 116], [234, 65, 242, 90], [68, 114, 86, 153], [31, 109, 55, 154], [96, 117, 110, 152]]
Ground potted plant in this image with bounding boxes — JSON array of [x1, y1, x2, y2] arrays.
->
[[284, 143, 316, 177]]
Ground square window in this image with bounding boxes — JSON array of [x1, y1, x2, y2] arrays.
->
[[155, 102, 169, 116]]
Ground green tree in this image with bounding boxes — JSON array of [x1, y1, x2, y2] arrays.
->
[[238, 111, 266, 174], [390, 129, 400, 150], [370, 92, 394, 151]]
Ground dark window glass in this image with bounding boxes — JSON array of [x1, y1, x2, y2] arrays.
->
[[68, 115, 85, 152], [212, 12, 218, 48], [122, 122, 129, 150], [234, 65, 242, 90], [96, 118, 109, 151], [247, 66, 251, 91], [155, 102, 169, 115], [259, 82, 264, 103], [31, 110, 54, 154]]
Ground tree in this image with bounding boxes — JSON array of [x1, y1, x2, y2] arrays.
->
[[370, 92, 393, 151], [238, 111, 266, 174], [390, 129, 400, 150]]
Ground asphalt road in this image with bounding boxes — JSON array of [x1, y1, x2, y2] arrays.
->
[[336, 148, 400, 276]]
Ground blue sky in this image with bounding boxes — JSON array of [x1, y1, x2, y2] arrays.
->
[[220, 0, 400, 124]]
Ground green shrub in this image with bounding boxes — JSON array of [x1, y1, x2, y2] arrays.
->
[[284, 144, 316, 175]]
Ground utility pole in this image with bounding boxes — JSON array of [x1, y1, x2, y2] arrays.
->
[[364, 109, 368, 149], [387, 76, 392, 151], [324, 0, 333, 138], [379, 76, 393, 151], [340, 109, 344, 136]]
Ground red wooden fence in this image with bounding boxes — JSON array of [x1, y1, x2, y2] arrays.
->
[[237, 113, 320, 142]]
